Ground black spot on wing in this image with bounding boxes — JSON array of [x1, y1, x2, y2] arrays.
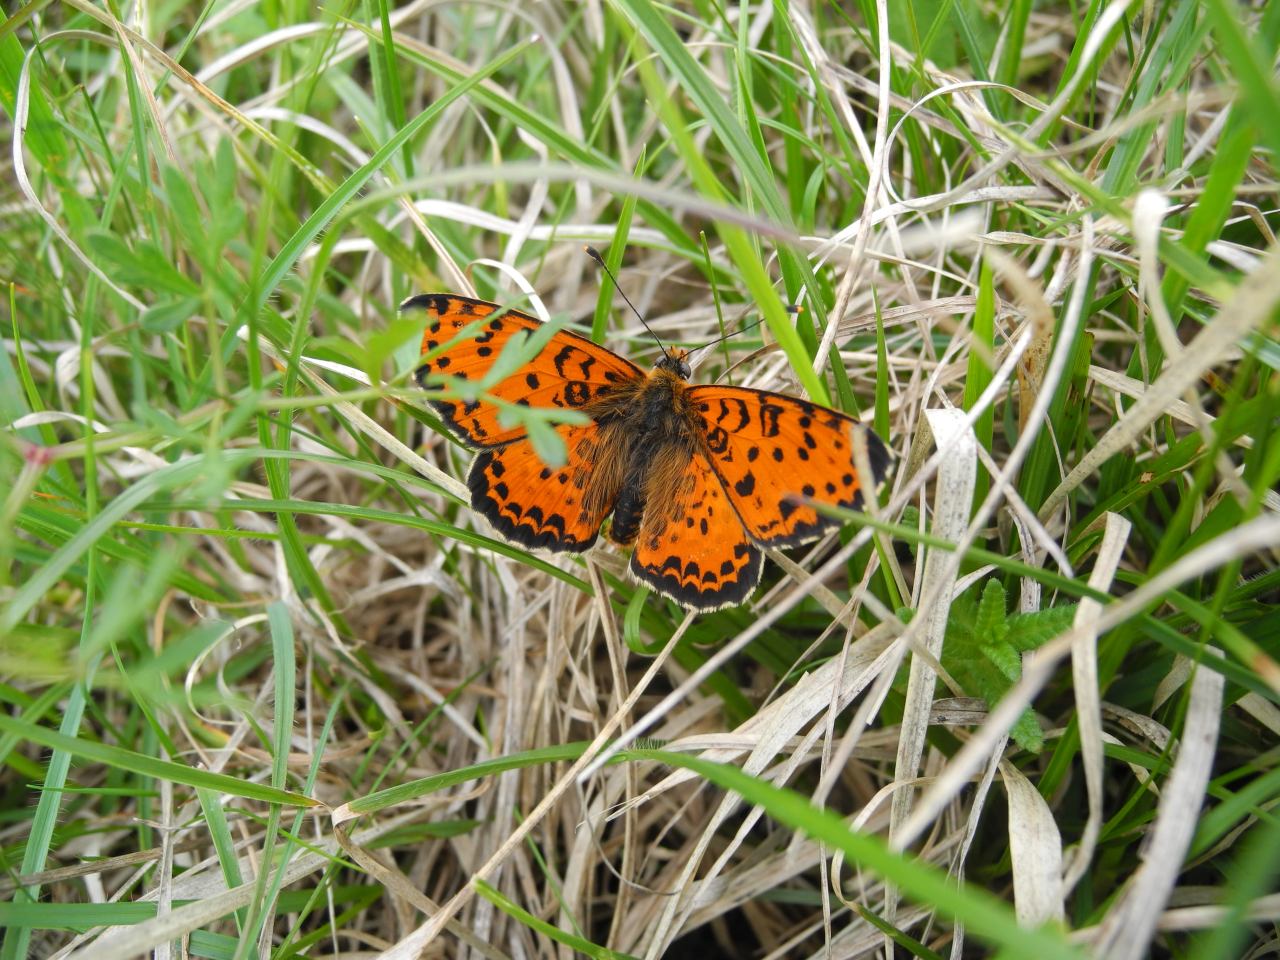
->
[[399, 293, 455, 317], [863, 429, 892, 485], [716, 397, 750, 431], [759, 402, 784, 437], [629, 541, 762, 612], [552, 346, 575, 378], [466, 450, 599, 554], [743, 427, 893, 549]]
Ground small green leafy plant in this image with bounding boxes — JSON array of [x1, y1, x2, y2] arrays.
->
[[939, 579, 1078, 753]]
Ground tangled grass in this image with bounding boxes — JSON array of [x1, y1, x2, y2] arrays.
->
[[2, 1, 1278, 958]]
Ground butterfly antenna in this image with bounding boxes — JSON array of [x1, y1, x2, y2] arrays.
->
[[691, 301, 802, 359], [693, 316, 766, 354], [585, 246, 671, 360]]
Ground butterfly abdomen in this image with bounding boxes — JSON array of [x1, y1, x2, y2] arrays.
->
[[609, 484, 645, 545], [596, 371, 699, 547]]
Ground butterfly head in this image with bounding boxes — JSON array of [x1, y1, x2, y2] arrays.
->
[[654, 348, 691, 380]]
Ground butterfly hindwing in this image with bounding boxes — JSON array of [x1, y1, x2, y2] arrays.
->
[[407, 294, 645, 448], [468, 422, 625, 553], [629, 451, 763, 610], [688, 385, 889, 547]]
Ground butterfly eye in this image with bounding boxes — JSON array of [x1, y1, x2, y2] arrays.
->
[[654, 352, 692, 379]]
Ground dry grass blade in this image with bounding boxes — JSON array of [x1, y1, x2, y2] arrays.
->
[[1090, 657, 1225, 958], [1000, 760, 1064, 925], [5, 2, 1278, 958], [890, 410, 977, 836], [1063, 513, 1132, 892], [886, 409, 975, 936]]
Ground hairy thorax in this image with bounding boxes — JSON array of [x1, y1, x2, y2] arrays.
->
[[580, 367, 700, 545]]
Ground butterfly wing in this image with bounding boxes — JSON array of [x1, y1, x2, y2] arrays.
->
[[407, 293, 645, 448], [687, 385, 890, 547], [629, 450, 763, 610], [467, 422, 626, 552]]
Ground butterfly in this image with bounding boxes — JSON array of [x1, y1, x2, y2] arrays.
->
[[407, 292, 890, 611]]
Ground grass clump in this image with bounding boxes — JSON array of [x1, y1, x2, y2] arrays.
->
[[1, 2, 1278, 958]]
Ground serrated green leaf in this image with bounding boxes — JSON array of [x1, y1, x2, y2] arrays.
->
[[981, 642, 1022, 684], [945, 648, 1004, 708], [1006, 604, 1078, 652], [482, 314, 575, 389], [975, 578, 1008, 642], [1009, 710, 1045, 754], [940, 580, 1058, 753]]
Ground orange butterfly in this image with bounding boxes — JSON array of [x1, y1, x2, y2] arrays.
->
[[407, 292, 889, 611]]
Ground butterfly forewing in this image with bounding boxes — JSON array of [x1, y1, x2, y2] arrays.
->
[[687, 385, 889, 547], [408, 294, 645, 448]]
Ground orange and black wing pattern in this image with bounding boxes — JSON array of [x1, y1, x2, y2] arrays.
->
[[687, 385, 889, 548], [629, 452, 763, 610], [467, 422, 621, 553], [405, 293, 644, 448]]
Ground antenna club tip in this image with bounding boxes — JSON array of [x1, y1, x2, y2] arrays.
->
[[584, 245, 604, 263]]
